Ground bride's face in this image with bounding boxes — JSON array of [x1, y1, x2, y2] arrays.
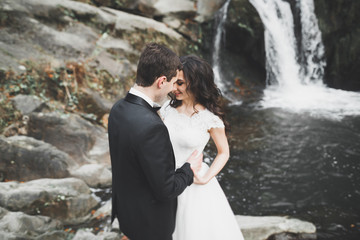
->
[[173, 70, 193, 101]]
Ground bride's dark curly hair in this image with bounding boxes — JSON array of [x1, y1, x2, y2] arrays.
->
[[170, 55, 230, 131]]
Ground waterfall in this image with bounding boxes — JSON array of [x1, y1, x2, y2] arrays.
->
[[298, 0, 326, 84], [249, 0, 360, 120], [212, 0, 231, 92]]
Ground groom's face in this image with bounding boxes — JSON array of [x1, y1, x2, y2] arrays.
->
[[164, 70, 179, 94], [156, 70, 179, 104]]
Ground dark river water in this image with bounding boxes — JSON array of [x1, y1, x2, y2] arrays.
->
[[210, 102, 360, 240]]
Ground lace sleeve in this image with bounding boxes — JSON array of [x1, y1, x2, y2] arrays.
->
[[206, 111, 225, 130], [159, 100, 171, 120]]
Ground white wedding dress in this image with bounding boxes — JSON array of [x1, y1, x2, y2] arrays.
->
[[160, 101, 244, 240]]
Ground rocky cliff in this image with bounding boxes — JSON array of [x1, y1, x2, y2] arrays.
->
[[314, 0, 360, 91]]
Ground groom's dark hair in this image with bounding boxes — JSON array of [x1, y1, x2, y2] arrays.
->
[[136, 43, 182, 87]]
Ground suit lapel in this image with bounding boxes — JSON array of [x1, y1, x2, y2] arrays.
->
[[125, 92, 154, 112]]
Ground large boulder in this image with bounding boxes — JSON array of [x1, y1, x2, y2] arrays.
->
[[314, 0, 360, 91], [89, 0, 225, 22], [236, 215, 316, 240], [11, 94, 48, 115], [0, 206, 67, 240], [0, 0, 191, 86], [0, 178, 99, 224], [0, 135, 72, 182], [100, 6, 187, 54], [70, 163, 112, 188], [77, 87, 114, 121], [225, 0, 264, 67], [27, 112, 105, 164]]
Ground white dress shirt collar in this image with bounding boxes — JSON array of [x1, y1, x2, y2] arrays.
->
[[129, 87, 156, 107]]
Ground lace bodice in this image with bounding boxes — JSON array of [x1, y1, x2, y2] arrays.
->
[[160, 101, 224, 168]]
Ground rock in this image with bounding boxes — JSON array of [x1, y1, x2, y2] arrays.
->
[[235, 215, 316, 240], [72, 229, 97, 240], [268, 232, 317, 240], [88, 130, 111, 166], [78, 88, 114, 121], [2, 115, 29, 137], [204, 0, 266, 95], [101, 7, 187, 54], [96, 231, 122, 240], [87, 200, 119, 233], [153, 0, 196, 19], [0, 0, 189, 84], [163, 16, 182, 29], [0, 135, 72, 182], [314, 0, 360, 91], [225, 0, 265, 68], [71, 164, 112, 188], [195, 0, 226, 22], [0, 178, 99, 225], [90, 200, 111, 221], [0, 206, 66, 240], [11, 94, 48, 115], [73, 229, 121, 240], [27, 112, 106, 164]]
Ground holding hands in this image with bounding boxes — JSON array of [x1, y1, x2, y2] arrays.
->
[[186, 150, 203, 181], [186, 150, 212, 185]]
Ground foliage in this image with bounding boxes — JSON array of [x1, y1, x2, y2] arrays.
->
[[0, 60, 127, 133]]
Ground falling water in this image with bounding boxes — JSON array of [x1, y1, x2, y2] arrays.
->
[[212, 0, 231, 92], [298, 0, 326, 84], [249, 0, 360, 120]]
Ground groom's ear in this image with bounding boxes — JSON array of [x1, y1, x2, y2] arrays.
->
[[156, 76, 167, 89]]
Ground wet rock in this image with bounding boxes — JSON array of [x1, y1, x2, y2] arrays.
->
[[71, 164, 112, 188], [268, 232, 317, 240], [236, 215, 316, 240], [0, 178, 99, 225], [0, 135, 72, 182], [27, 112, 105, 164], [0, 206, 66, 240], [314, 0, 360, 91], [208, 0, 266, 93], [11, 94, 48, 115]]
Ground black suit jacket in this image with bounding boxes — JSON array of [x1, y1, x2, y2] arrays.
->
[[108, 93, 194, 240]]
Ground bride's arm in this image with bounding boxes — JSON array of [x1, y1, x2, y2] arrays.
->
[[194, 127, 230, 185]]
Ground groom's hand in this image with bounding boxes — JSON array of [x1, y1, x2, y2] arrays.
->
[[186, 150, 203, 174]]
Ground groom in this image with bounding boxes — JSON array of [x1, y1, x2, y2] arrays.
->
[[108, 43, 202, 240]]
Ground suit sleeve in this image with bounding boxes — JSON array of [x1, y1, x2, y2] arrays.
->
[[135, 123, 193, 201]]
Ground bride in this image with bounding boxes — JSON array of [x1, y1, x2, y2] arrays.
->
[[160, 55, 244, 240]]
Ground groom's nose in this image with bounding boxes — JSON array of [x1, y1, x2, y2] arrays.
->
[[172, 82, 178, 92]]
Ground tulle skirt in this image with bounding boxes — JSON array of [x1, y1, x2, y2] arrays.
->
[[173, 163, 244, 240]]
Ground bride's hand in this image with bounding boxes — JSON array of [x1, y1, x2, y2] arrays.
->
[[193, 175, 210, 185]]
